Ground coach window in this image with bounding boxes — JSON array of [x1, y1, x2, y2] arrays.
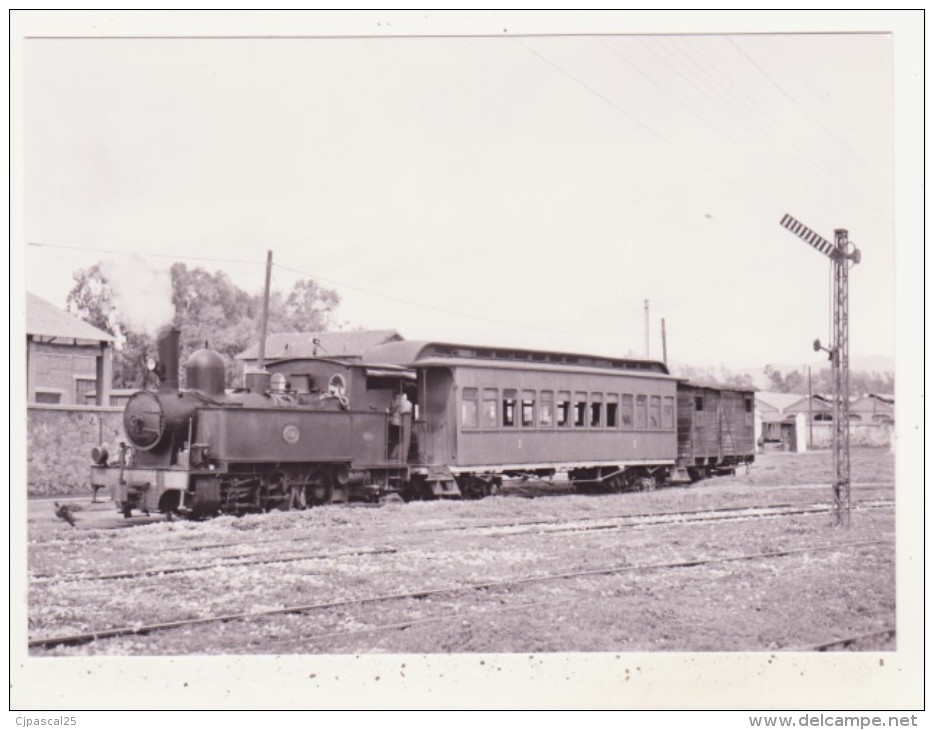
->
[[635, 395, 648, 430], [621, 394, 633, 429], [557, 391, 571, 427], [503, 389, 517, 427], [662, 396, 675, 430], [482, 388, 498, 428], [539, 390, 554, 427], [462, 387, 479, 428], [590, 393, 603, 428], [574, 391, 588, 427], [521, 390, 536, 427], [606, 394, 619, 428], [745, 396, 754, 425], [649, 395, 661, 429]]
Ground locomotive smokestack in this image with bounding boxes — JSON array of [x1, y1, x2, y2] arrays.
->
[[157, 326, 181, 390]]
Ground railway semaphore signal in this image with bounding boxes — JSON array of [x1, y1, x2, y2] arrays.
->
[[780, 213, 861, 527]]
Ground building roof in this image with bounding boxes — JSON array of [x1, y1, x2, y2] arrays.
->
[[26, 292, 114, 343], [755, 391, 805, 413], [784, 394, 833, 413], [237, 330, 403, 361]]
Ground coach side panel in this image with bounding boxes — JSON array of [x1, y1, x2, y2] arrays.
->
[[450, 366, 678, 469]]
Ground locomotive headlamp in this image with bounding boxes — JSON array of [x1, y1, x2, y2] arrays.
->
[[146, 357, 157, 371], [91, 446, 109, 465]]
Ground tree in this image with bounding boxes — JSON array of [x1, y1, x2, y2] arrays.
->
[[763, 365, 807, 394], [67, 264, 156, 388], [66, 264, 117, 334], [67, 261, 341, 388]]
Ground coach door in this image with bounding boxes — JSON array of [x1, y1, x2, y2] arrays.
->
[[415, 367, 455, 465]]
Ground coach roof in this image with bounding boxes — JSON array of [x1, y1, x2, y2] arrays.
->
[[362, 340, 671, 375]]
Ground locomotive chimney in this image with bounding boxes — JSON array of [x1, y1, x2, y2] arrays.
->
[[157, 326, 181, 390]]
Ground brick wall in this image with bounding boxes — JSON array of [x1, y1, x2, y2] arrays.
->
[[28, 340, 103, 405], [27, 405, 124, 496]]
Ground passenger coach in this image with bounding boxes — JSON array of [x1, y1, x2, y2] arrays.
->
[[362, 340, 681, 496]]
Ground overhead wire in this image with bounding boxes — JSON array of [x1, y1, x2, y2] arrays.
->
[[629, 36, 841, 199], [664, 37, 849, 195], [26, 241, 266, 267], [272, 262, 626, 339], [513, 37, 778, 214], [25, 240, 629, 341], [725, 36, 884, 181]]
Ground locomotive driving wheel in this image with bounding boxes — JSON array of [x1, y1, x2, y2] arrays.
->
[[305, 471, 334, 506], [264, 472, 291, 512], [606, 474, 626, 493]]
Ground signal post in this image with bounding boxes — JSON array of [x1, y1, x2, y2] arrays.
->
[[780, 214, 861, 527]]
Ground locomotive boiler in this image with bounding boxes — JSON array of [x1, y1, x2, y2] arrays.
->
[[91, 327, 416, 518]]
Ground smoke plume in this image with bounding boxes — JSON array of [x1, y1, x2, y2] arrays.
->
[[101, 255, 175, 337]]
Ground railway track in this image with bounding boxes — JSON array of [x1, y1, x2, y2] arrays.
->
[[799, 628, 896, 652], [29, 498, 894, 585], [32, 489, 893, 549], [32, 500, 894, 583], [29, 538, 889, 650], [29, 546, 397, 583]]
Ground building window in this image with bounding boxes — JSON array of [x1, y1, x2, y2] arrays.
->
[[557, 391, 571, 427], [635, 395, 648, 429], [502, 389, 517, 427], [75, 378, 96, 403], [521, 390, 536, 427], [621, 394, 634, 429], [606, 394, 619, 428], [482, 388, 498, 428], [590, 393, 603, 428], [539, 390, 554, 427], [35, 390, 62, 404], [462, 387, 479, 428], [695, 395, 704, 411], [574, 392, 587, 427], [649, 395, 661, 429], [662, 396, 674, 429]]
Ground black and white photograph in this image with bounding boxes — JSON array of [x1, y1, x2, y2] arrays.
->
[[10, 9, 923, 716]]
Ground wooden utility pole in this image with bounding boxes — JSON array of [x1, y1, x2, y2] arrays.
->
[[257, 250, 273, 371], [807, 365, 813, 450], [644, 299, 650, 358], [661, 318, 668, 365]]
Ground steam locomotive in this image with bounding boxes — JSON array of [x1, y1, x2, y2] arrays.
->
[[90, 327, 755, 518]]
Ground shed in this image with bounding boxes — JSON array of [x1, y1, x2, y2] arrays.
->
[[851, 393, 895, 423], [237, 330, 403, 366], [26, 292, 115, 405]]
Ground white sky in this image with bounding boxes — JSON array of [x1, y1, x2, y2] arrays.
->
[[15, 12, 918, 374]]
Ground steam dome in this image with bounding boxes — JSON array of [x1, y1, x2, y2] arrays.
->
[[186, 348, 226, 395]]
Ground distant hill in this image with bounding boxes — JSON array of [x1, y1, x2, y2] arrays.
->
[[671, 355, 895, 392]]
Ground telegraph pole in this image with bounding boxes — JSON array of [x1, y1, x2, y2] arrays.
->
[[780, 215, 861, 527], [807, 365, 813, 450], [661, 318, 668, 366], [257, 250, 273, 371], [644, 299, 650, 358]]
